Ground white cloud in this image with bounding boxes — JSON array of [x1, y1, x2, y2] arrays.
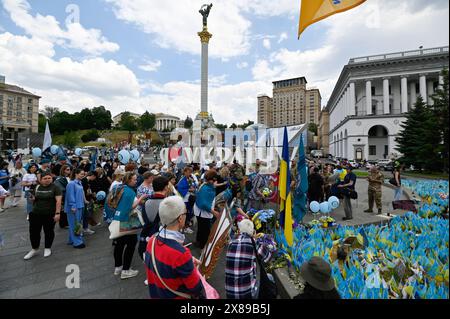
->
[[105, 0, 251, 59], [2, 0, 119, 55], [0, 32, 139, 98], [278, 32, 288, 43], [262, 38, 271, 50], [139, 59, 162, 72], [237, 61, 249, 69]]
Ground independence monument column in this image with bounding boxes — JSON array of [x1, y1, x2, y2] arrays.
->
[[197, 4, 213, 121]]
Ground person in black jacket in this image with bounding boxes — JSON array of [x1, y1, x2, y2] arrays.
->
[[294, 257, 341, 299], [54, 164, 72, 228]]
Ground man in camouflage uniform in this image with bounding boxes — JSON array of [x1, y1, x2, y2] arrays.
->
[[364, 165, 384, 214]]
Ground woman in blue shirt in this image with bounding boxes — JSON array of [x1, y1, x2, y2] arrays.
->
[[112, 172, 148, 280], [65, 169, 87, 248]]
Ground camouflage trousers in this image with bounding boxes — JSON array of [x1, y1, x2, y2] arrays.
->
[[368, 188, 382, 210]]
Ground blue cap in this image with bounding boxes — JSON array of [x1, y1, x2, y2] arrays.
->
[[58, 156, 68, 161], [40, 158, 51, 164]]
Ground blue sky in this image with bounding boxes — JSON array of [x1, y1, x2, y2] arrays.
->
[[0, 0, 448, 125]]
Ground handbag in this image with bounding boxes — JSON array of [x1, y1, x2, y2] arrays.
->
[[389, 177, 398, 186], [193, 267, 220, 299], [250, 237, 277, 299], [119, 208, 144, 232]]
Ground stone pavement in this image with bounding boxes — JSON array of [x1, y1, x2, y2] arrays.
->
[[0, 197, 226, 299], [0, 178, 408, 299]]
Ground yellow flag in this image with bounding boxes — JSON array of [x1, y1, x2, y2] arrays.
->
[[284, 193, 293, 246], [298, 0, 367, 38]]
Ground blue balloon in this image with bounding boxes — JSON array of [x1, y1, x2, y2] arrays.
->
[[75, 148, 82, 156], [320, 202, 331, 214], [130, 149, 140, 161], [309, 201, 320, 213], [50, 145, 59, 155], [32, 148, 42, 158], [96, 191, 106, 201], [328, 196, 340, 209], [118, 150, 130, 164]]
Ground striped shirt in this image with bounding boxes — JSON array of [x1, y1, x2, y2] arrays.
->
[[144, 235, 204, 299]]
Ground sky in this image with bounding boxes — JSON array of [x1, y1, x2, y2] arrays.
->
[[0, 0, 448, 125]]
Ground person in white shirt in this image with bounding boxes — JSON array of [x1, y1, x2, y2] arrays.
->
[[21, 163, 39, 216], [110, 168, 125, 191], [9, 161, 27, 207]]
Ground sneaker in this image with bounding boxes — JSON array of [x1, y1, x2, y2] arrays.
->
[[184, 227, 194, 234], [74, 244, 86, 249], [144, 279, 148, 286], [342, 217, 353, 221], [83, 228, 95, 235], [121, 269, 139, 280], [114, 266, 123, 275], [377, 209, 382, 215], [0, 208, 4, 213], [363, 209, 373, 213], [24, 249, 39, 260], [44, 249, 52, 258]]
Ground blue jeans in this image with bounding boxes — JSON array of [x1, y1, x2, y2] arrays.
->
[[67, 208, 84, 247], [394, 186, 402, 201]]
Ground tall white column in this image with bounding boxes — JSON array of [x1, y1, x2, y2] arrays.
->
[[419, 75, 427, 101], [349, 82, 356, 116], [438, 75, 444, 90], [410, 81, 417, 108], [383, 78, 390, 114], [427, 80, 434, 105], [366, 80, 372, 115], [401, 76, 408, 113], [345, 89, 349, 118]]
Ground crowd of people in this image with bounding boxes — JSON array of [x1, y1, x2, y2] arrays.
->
[[0, 149, 404, 300]]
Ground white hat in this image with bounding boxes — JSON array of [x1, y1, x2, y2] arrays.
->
[[159, 196, 187, 227], [150, 169, 160, 176], [238, 219, 255, 236]]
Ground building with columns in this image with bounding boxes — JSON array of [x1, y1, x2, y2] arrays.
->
[[155, 113, 183, 131], [327, 46, 449, 161]]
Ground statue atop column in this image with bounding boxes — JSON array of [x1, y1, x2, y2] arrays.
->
[[199, 4, 213, 27]]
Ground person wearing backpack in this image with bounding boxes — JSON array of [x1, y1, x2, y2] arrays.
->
[[138, 176, 170, 260], [248, 171, 266, 211], [337, 166, 357, 221], [113, 172, 149, 280]]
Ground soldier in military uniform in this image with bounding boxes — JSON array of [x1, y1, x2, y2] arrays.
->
[[364, 165, 384, 214]]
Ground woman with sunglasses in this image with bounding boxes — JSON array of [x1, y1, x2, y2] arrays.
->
[[24, 171, 62, 260], [54, 165, 72, 229]]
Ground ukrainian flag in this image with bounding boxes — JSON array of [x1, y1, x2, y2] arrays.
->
[[279, 127, 293, 246], [298, 0, 367, 38]]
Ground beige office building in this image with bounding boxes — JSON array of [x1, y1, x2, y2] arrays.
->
[[0, 76, 40, 150], [257, 77, 321, 128], [318, 109, 330, 156]]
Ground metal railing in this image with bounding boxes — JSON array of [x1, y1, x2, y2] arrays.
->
[[349, 46, 449, 64]]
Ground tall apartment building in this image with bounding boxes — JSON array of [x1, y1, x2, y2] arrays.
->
[[257, 95, 272, 127], [0, 75, 40, 150], [257, 77, 321, 128]]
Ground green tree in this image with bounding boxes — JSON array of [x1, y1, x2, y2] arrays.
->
[[92, 106, 113, 130], [62, 131, 79, 148], [140, 111, 156, 131], [38, 113, 46, 133], [215, 123, 228, 130], [120, 112, 138, 132], [229, 123, 237, 129], [42, 106, 60, 119], [395, 97, 439, 171], [238, 120, 254, 129], [308, 123, 318, 135], [184, 116, 193, 129], [430, 69, 449, 172], [78, 108, 94, 130]]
